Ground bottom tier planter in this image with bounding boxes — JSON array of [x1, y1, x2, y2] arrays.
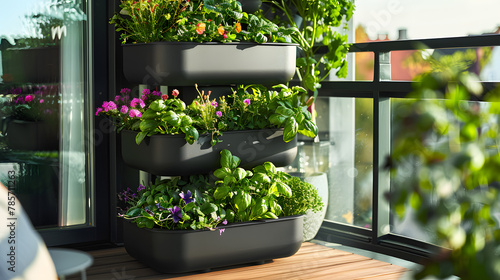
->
[[123, 215, 303, 273], [121, 128, 298, 176]]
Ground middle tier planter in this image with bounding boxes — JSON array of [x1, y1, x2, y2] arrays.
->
[[122, 42, 297, 86], [121, 128, 297, 176]]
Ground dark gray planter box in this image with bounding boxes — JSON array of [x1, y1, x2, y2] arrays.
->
[[123, 215, 303, 273], [122, 42, 297, 86], [1, 46, 60, 83], [6, 120, 59, 151], [121, 128, 298, 176]]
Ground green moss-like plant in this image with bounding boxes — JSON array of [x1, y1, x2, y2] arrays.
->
[[278, 176, 323, 216]]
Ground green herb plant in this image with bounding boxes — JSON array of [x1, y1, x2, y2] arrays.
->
[[118, 149, 322, 230], [110, 0, 294, 44], [262, 0, 355, 94], [277, 176, 323, 216], [213, 150, 293, 222]]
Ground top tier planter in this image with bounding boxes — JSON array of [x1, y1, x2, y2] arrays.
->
[[122, 42, 297, 86]]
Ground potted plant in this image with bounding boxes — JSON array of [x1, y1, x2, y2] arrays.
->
[[118, 149, 322, 273], [0, 85, 60, 151], [96, 84, 318, 175], [110, 0, 298, 86], [261, 0, 355, 96]]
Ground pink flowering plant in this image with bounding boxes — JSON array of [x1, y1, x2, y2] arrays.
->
[[118, 149, 321, 230], [96, 84, 317, 146], [110, 0, 294, 44], [95, 88, 199, 145], [0, 85, 60, 122]]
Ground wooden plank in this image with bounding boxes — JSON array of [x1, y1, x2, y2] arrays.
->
[[66, 242, 409, 280]]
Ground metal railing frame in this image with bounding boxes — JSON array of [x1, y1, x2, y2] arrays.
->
[[315, 34, 500, 262]]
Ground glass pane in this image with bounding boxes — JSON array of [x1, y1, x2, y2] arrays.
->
[[389, 98, 496, 244], [0, 0, 90, 228], [355, 0, 500, 41], [302, 97, 374, 229]]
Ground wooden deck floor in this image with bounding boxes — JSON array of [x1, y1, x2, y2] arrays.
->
[[68, 242, 409, 280]]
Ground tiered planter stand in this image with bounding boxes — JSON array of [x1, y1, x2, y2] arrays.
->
[[120, 40, 302, 273]]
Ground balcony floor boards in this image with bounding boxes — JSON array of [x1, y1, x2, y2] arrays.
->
[[67, 242, 408, 280]]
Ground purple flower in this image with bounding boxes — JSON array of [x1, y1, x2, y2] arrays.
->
[[137, 184, 146, 192], [222, 219, 227, 225], [115, 95, 121, 102], [219, 228, 225, 235], [169, 206, 183, 223], [243, 99, 251, 105], [211, 101, 218, 107], [130, 98, 145, 108], [129, 109, 142, 118], [102, 101, 118, 112], [180, 190, 194, 204], [216, 111, 222, 117], [120, 105, 129, 114], [142, 89, 151, 95], [120, 88, 131, 94], [152, 90, 161, 96], [39, 99, 44, 104]]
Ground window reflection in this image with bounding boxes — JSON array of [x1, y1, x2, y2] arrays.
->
[[0, 0, 89, 228]]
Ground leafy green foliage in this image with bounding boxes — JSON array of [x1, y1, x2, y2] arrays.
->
[[262, 0, 355, 93], [277, 176, 323, 216], [110, 0, 294, 44], [97, 84, 318, 145], [213, 149, 293, 222], [389, 51, 500, 280], [118, 149, 321, 229]]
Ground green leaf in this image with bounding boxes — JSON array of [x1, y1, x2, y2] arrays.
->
[[276, 181, 292, 197], [220, 149, 233, 168], [260, 212, 278, 219], [214, 167, 232, 179], [141, 109, 158, 120], [180, 115, 193, 126], [135, 131, 148, 145], [233, 167, 247, 181], [225, 209, 235, 223], [200, 202, 218, 215], [150, 100, 166, 111], [283, 117, 298, 142], [298, 119, 318, 138], [276, 106, 294, 117], [146, 195, 154, 205], [262, 162, 276, 174], [252, 173, 271, 184], [126, 207, 141, 217], [183, 126, 199, 144], [234, 191, 252, 212], [250, 198, 268, 219], [269, 114, 287, 126], [214, 186, 231, 200], [162, 111, 181, 127], [268, 197, 282, 216], [139, 120, 159, 132]]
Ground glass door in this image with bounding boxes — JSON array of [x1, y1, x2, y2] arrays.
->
[[0, 0, 99, 245]]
